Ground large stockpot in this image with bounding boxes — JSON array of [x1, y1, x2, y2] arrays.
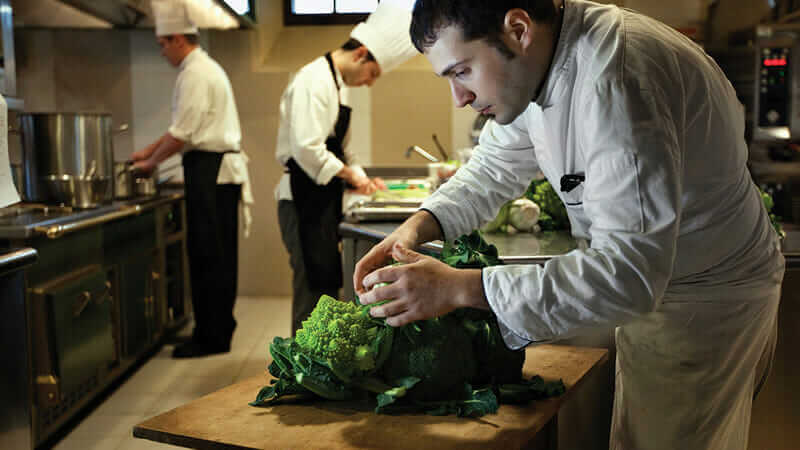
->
[[19, 113, 121, 207]]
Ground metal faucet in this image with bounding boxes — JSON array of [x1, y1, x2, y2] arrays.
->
[[405, 145, 439, 162]]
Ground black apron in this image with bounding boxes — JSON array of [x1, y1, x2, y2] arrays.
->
[[286, 53, 351, 289], [183, 149, 241, 347]]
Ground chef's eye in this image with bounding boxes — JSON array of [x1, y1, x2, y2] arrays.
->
[[455, 69, 470, 79]]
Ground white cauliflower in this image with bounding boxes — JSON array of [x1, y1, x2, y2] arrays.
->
[[507, 198, 540, 232]]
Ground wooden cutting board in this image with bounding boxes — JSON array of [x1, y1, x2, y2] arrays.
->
[[134, 344, 608, 450]]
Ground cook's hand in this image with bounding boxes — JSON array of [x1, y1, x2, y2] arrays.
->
[[350, 175, 377, 195], [354, 228, 419, 297], [130, 148, 150, 162], [132, 159, 157, 177], [358, 244, 486, 327], [371, 177, 387, 191]]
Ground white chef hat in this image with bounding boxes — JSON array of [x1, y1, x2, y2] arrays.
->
[[152, 0, 197, 36], [350, 0, 419, 73], [152, 0, 238, 37]]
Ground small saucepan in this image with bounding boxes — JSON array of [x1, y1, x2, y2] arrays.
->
[[114, 160, 136, 199]]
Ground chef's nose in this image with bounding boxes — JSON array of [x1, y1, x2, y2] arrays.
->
[[450, 81, 476, 108]]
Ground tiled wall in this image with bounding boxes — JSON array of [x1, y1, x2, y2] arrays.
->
[[15, 29, 134, 160]]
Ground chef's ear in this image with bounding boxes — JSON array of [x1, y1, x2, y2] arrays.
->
[[502, 8, 534, 53], [353, 45, 370, 63]]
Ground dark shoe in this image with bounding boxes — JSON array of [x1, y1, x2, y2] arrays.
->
[[172, 341, 230, 358]]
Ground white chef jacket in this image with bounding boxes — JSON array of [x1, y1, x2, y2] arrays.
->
[[171, 47, 254, 236], [421, 1, 784, 449], [274, 56, 365, 201]]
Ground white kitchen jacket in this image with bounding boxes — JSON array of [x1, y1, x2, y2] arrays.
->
[[422, 0, 784, 346]]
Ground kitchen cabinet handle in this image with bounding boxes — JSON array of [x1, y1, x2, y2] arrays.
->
[[72, 281, 112, 317], [94, 281, 113, 306], [72, 291, 92, 318]]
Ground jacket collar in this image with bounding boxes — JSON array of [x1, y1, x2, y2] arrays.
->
[[534, 0, 582, 109], [179, 47, 204, 71]]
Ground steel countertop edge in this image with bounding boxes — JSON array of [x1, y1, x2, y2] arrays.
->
[[0, 190, 185, 240], [339, 221, 583, 264], [0, 247, 38, 277], [340, 221, 800, 267]]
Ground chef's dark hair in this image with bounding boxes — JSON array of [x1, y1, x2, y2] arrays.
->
[[410, 0, 558, 57], [341, 38, 377, 62]]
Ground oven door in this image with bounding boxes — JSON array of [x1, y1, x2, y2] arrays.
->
[[30, 264, 115, 407]]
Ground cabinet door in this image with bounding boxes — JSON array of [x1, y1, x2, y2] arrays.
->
[[39, 266, 114, 398], [118, 252, 156, 359]]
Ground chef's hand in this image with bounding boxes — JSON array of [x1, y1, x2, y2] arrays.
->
[[358, 244, 487, 327], [132, 159, 157, 177], [354, 227, 419, 297], [130, 148, 149, 162], [354, 210, 445, 298], [350, 175, 377, 195], [371, 177, 387, 191]]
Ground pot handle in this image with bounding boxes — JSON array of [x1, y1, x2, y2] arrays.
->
[[114, 123, 130, 135]]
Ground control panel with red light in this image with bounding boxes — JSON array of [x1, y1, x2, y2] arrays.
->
[[759, 47, 791, 127]]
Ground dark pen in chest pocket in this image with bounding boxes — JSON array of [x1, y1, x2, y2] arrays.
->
[[560, 173, 585, 206]]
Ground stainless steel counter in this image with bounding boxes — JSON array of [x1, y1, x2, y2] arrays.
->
[[0, 192, 184, 240], [338, 222, 582, 263]]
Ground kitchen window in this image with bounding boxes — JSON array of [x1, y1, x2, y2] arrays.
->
[[284, 0, 378, 25]]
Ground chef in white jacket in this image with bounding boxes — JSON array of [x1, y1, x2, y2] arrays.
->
[[355, 1, 785, 448], [275, 0, 417, 335], [133, 0, 253, 358]]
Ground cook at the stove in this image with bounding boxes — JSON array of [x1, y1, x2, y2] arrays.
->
[[132, 0, 253, 358]]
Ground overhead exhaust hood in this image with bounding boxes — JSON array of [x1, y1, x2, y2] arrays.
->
[[12, 0, 252, 29]]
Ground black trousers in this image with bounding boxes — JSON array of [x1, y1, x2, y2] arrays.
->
[[277, 200, 339, 335], [184, 151, 241, 348]]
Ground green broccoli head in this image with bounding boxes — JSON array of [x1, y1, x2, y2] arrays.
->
[[294, 295, 384, 376], [380, 316, 478, 402]]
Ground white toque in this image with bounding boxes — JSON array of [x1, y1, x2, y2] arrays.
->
[[152, 0, 238, 37], [349, 0, 419, 73]]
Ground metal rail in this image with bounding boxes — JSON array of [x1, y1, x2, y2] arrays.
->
[[34, 205, 143, 239]]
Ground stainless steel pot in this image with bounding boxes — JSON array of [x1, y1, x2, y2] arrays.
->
[[114, 161, 135, 199], [19, 113, 127, 206], [44, 174, 112, 209], [134, 177, 157, 197]]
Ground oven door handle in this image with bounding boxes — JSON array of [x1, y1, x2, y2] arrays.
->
[[72, 282, 112, 318], [72, 291, 92, 318]]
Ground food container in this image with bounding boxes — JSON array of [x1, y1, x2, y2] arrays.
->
[[113, 161, 135, 199], [18, 112, 127, 205], [427, 162, 458, 192], [44, 174, 112, 209], [134, 177, 158, 197], [133, 166, 160, 198]]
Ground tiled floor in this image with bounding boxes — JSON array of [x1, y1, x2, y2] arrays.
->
[[52, 296, 291, 450]]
